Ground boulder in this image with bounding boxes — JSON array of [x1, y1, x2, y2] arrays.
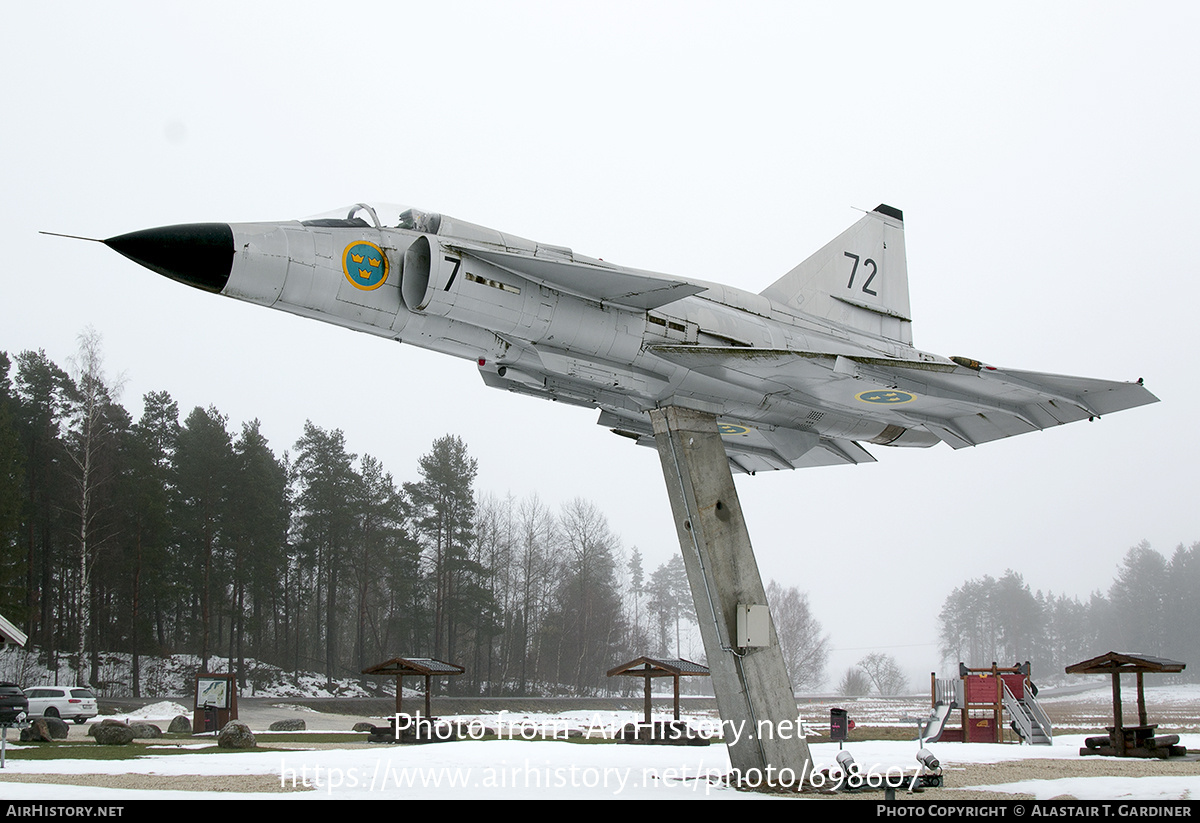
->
[[217, 720, 256, 749], [92, 721, 135, 746], [128, 722, 162, 739], [167, 715, 192, 734], [88, 718, 126, 738], [45, 716, 70, 739], [268, 719, 306, 732], [20, 718, 67, 742]]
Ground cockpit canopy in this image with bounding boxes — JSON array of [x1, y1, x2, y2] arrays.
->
[[301, 203, 441, 234], [300, 203, 548, 253]]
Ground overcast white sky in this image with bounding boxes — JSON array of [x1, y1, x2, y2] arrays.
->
[[3, 2, 1197, 687]]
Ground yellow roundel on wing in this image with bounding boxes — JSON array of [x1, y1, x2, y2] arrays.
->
[[718, 423, 751, 436], [856, 389, 916, 405], [342, 241, 388, 290]]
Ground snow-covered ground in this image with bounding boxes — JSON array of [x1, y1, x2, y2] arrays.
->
[[1039, 683, 1200, 732], [0, 695, 1197, 801]]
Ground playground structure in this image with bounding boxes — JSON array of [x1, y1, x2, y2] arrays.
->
[[921, 662, 1052, 745]]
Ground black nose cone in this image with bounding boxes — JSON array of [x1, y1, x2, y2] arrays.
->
[[105, 223, 234, 293]]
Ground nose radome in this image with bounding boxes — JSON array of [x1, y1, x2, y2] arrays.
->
[[105, 223, 234, 293]]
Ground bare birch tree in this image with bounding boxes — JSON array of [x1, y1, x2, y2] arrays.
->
[[65, 327, 123, 685], [858, 652, 909, 696], [766, 580, 830, 692]]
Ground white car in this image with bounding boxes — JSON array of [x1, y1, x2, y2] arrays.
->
[[23, 687, 97, 724]]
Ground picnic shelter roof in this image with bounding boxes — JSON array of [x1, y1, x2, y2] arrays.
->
[[362, 657, 465, 677], [1065, 652, 1186, 675], [607, 657, 710, 678]]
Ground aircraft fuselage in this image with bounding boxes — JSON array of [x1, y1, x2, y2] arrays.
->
[[103, 203, 1156, 473]]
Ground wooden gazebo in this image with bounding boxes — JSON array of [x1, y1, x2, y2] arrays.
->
[[362, 657, 465, 718], [1065, 651, 1187, 758], [607, 657, 709, 724]]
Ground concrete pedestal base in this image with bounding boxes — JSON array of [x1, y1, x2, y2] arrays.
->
[[650, 406, 812, 783]]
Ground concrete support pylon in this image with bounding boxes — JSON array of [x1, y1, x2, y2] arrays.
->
[[650, 406, 812, 785]]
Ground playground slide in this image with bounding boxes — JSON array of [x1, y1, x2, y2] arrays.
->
[[919, 702, 953, 743]]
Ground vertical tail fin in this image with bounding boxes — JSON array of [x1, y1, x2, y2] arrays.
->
[[761, 205, 912, 344]]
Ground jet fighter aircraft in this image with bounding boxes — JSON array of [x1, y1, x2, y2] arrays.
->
[[103, 203, 1157, 474]]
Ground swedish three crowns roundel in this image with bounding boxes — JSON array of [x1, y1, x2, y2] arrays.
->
[[342, 241, 388, 291], [855, 389, 916, 405]]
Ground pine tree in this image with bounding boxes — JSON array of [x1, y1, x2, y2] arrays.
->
[[404, 435, 479, 668], [1165, 543, 1200, 679], [293, 422, 358, 686], [175, 406, 233, 671], [0, 353, 24, 621], [1108, 542, 1169, 654], [648, 556, 692, 657], [119, 391, 179, 695], [227, 420, 289, 685], [626, 546, 645, 654], [14, 350, 75, 659], [350, 454, 414, 678]]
